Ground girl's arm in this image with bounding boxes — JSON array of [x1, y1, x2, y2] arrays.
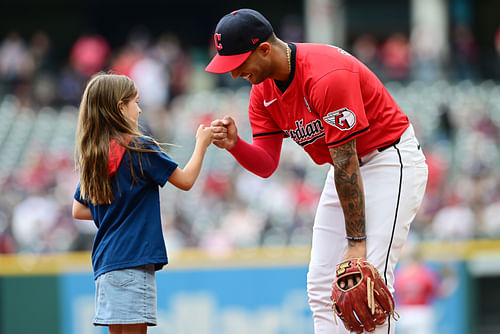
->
[[72, 199, 93, 220], [168, 125, 212, 191]]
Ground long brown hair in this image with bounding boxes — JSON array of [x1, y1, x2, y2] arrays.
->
[[75, 73, 161, 205]]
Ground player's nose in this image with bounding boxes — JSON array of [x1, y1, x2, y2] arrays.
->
[[230, 68, 240, 79]]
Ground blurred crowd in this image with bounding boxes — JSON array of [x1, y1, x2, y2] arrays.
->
[[1, 24, 500, 255], [352, 23, 499, 84], [0, 28, 191, 113]]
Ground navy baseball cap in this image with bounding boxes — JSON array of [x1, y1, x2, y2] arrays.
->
[[205, 9, 273, 73]]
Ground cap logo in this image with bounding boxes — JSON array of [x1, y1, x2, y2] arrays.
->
[[251, 38, 260, 44], [214, 33, 223, 50]]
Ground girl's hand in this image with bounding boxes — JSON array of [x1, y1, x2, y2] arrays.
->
[[195, 124, 213, 148]]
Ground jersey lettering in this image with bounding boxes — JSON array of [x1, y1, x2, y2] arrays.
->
[[284, 119, 325, 146]]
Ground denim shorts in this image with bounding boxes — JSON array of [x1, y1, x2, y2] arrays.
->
[[94, 264, 157, 326]]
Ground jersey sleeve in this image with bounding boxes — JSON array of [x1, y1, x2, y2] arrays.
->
[[228, 134, 282, 178], [139, 142, 179, 187], [310, 69, 370, 147], [73, 182, 88, 206], [248, 86, 285, 138]]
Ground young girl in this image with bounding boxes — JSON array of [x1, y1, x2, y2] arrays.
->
[[72, 73, 212, 334]]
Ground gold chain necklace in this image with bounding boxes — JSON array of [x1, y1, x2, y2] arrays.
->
[[286, 44, 291, 74]]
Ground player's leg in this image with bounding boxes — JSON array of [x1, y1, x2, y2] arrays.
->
[[307, 125, 427, 334], [362, 125, 428, 333], [307, 166, 349, 334], [363, 125, 427, 291]]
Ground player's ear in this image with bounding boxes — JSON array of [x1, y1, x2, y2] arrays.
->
[[256, 42, 271, 56]]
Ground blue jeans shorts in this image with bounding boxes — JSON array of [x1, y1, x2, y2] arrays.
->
[[94, 264, 157, 326]]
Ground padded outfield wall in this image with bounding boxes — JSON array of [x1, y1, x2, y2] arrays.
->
[[1, 241, 498, 334]]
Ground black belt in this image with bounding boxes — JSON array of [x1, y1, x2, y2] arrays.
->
[[358, 137, 402, 167], [377, 137, 401, 152]]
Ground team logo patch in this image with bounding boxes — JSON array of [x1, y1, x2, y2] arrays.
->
[[323, 108, 356, 131]]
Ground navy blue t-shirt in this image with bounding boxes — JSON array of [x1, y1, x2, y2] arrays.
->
[[74, 140, 178, 279]]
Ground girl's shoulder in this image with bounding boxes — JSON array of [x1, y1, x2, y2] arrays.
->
[[132, 136, 160, 150]]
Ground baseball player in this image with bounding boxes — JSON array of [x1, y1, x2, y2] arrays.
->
[[206, 9, 428, 334]]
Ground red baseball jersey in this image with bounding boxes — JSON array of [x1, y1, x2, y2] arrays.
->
[[394, 263, 440, 306], [248, 43, 409, 165]]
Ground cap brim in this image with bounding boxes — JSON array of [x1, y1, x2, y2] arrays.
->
[[205, 51, 252, 74]]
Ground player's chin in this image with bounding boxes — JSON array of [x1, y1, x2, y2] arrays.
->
[[248, 75, 264, 85], [242, 74, 253, 82]]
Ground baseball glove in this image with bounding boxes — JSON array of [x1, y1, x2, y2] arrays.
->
[[331, 258, 398, 333]]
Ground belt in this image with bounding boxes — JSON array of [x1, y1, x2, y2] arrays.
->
[[358, 136, 402, 167], [377, 137, 401, 152]]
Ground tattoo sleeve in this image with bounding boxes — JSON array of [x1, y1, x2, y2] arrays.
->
[[329, 139, 366, 243]]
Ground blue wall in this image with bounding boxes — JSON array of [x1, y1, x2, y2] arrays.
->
[[60, 265, 313, 334], [58, 262, 468, 334]]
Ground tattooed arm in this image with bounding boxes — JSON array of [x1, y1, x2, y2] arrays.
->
[[329, 139, 367, 260]]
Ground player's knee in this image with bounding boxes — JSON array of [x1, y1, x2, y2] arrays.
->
[[306, 267, 334, 308]]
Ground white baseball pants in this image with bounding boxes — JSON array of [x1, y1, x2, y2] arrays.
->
[[307, 124, 428, 334]]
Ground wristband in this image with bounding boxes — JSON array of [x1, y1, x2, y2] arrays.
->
[[345, 235, 367, 241]]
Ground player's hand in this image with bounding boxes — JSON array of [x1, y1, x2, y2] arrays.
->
[[339, 240, 366, 289], [195, 124, 213, 148], [211, 116, 238, 150]]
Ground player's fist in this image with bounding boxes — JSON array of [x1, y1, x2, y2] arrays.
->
[[211, 116, 238, 150]]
